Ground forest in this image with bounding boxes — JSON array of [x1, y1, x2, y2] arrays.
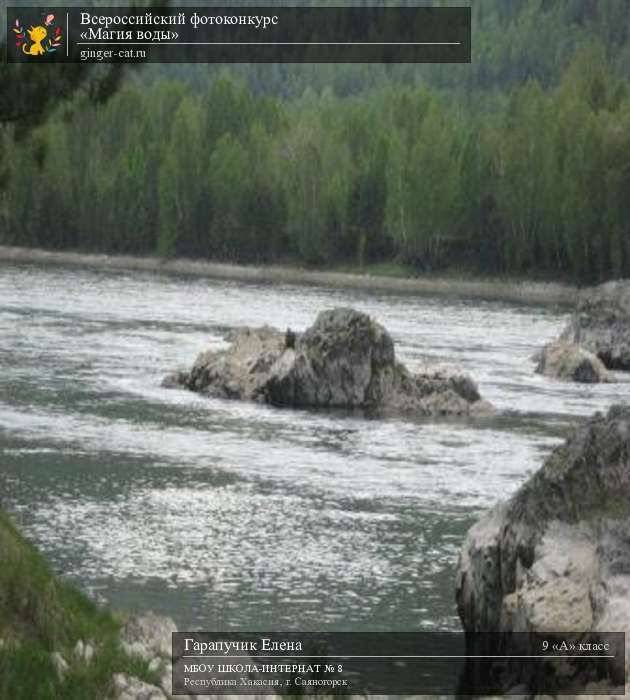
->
[[1, 0, 630, 281]]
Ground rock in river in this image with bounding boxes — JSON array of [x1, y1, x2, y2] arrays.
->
[[535, 340, 612, 383], [455, 405, 630, 695], [164, 308, 492, 417], [559, 280, 630, 371]]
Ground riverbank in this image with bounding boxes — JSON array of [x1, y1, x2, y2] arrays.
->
[[0, 508, 162, 699], [0, 245, 578, 307]]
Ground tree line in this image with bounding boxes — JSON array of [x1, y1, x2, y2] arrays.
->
[[1, 41, 630, 281], [150, 0, 630, 97]]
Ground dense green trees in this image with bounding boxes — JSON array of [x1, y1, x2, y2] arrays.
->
[[147, 0, 630, 97], [3, 48, 630, 281], [2, 1, 630, 282]]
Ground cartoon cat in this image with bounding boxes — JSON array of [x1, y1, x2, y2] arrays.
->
[[22, 25, 47, 56]]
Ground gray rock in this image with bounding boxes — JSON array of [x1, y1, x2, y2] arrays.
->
[[121, 640, 150, 661], [50, 651, 69, 682], [456, 405, 630, 695], [159, 663, 172, 696], [148, 657, 162, 673], [535, 340, 613, 383], [265, 308, 395, 408], [120, 612, 177, 662], [187, 325, 286, 400], [169, 308, 491, 417], [72, 638, 95, 664], [161, 370, 189, 388], [560, 280, 630, 370], [110, 673, 167, 700]]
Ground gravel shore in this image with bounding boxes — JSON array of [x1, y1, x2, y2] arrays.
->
[[0, 245, 577, 307]]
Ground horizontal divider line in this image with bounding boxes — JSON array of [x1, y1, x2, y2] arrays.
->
[[75, 41, 462, 46], [180, 654, 616, 659]]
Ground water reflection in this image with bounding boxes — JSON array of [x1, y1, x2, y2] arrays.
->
[[0, 263, 626, 631]]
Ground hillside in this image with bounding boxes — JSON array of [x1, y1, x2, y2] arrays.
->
[[1, 0, 630, 282]]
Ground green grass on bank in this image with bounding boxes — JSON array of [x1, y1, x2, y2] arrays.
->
[[327, 261, 417, 279], [326, 260, 580, 286], [0, 509, 158, 700]]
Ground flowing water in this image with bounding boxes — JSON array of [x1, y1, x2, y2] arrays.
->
[[0, 262, 626, 633]]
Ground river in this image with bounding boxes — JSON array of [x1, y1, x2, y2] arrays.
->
[[0, 262, 625, 633]]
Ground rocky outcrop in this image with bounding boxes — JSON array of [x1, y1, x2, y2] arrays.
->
[[112, 613, 177, 700], [456, 405, 630, 696], [165, 308, 491, 417], [559, 280, 630, 371], [120, 612, 177, 662], [535, 340, 613, 383], [111, 674, 166, 700], [112, 612, 278, 699]]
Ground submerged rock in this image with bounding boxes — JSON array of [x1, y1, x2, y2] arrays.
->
[[166, 308, 491, 417], [535, 340, 613, 383], [559, 280, 630, 371], [455, 405, 630, 695], [160, 370, 189, 389]]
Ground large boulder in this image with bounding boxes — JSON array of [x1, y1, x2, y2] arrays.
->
[[166, 308, 491, 417], [456, 405, 630, 695], [560, 280, 630, 370], [535, 340, 613, 383], [263, 308, 396, 408]]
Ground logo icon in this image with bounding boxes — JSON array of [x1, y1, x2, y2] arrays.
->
[[13, 14, 63, 57]]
